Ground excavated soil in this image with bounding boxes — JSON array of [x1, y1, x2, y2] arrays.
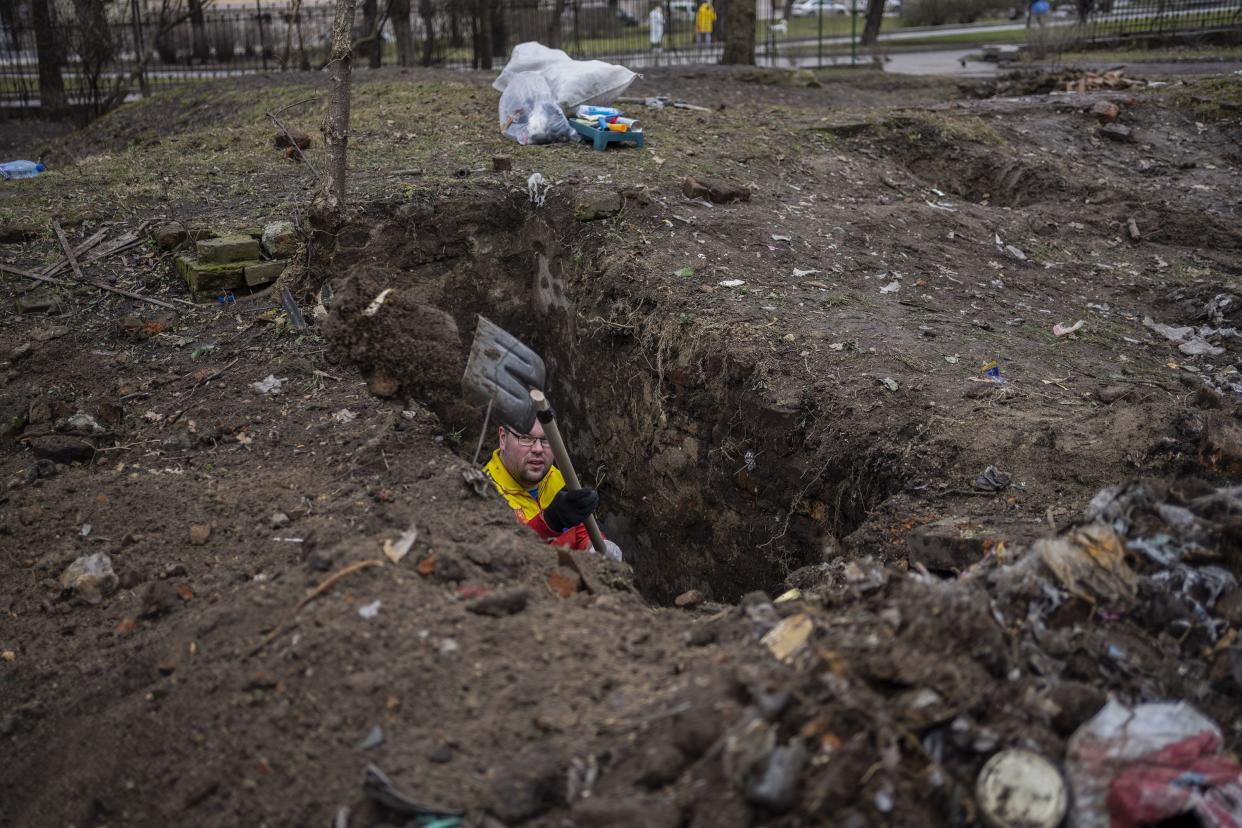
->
[[2, 64, 1242, 827]]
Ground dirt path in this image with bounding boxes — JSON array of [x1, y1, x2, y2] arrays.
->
[[1, 64, 1241, 827]]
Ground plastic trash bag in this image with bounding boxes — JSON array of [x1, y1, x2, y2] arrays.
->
[[498, 71, 576, 146], [493, 42, 637, 109], [1067, 698, 1242, 828]]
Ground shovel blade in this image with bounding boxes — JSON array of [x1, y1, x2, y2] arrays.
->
[[461, 315, 546, 433]]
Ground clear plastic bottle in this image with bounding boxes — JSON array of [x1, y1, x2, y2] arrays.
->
[[0, 161, 46, 180]]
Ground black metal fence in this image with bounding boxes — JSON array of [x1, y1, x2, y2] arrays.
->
[[1, 0, 1239, 108]]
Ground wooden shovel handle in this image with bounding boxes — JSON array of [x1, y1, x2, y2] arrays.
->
[[530, 390, 608, 556]]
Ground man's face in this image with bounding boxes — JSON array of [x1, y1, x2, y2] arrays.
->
[[498, 420, 550, 487]]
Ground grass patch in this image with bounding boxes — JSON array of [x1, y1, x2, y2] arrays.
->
[[1167, 75, 1242, 119]]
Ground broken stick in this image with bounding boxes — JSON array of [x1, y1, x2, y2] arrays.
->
[[52, 220, 88, 283], [248, 559, 385, 656], [0, 262, 178, 311]]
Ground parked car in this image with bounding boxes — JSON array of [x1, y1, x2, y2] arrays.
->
[[668, 0, 697, 17], [791, 0, 849, 16]]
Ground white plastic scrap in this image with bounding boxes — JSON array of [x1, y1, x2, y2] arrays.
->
[[719, 279, 746, 288], [879, 281, 901, 294], [383, 525, 419, 564], [252, 374, 286, 394], [791, 268, 820, 278], [332, 408, 358, 424], [361, 288, 393, 317], [1053, 320, 1084, 337], [358, 600, 382, 619], [1142, 317, 1225, 357], [527, 172, 551, 207]]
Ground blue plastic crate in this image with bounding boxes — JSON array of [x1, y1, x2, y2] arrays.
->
[[569, 119, 645, 152]]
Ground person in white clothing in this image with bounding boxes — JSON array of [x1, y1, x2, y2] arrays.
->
[[648, 2, 665, 66]]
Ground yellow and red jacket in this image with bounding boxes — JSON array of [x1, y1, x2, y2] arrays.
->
[[483, 449, 593, 550]]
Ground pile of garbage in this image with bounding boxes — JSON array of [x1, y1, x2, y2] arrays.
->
[[479, 477, 1242, 826], [494, 42, 638, 146]]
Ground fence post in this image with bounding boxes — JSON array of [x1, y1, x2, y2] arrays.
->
[[817, 1, 823, 67], [130, 0, 150, 95], [257, 0, 268, 70], [850, 0, 856, 64]]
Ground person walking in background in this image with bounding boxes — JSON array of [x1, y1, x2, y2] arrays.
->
[[695, 0, 716, 46], [649, 1, 665, 65]]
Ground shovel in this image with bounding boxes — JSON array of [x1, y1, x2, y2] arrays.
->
[[461, 316, 608, 556]]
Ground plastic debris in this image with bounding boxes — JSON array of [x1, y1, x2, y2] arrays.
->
[[980, 361, 1007, 384], [974, 465, 1011, 492], [362, 288, 393, 317], [358, 600, 382, 619], [1143, 316, 1225, 357], [675, 267, 694, 278], [332, 408, 357, 424], [719, 279, 745, 288], [1067, 699, 1242, 828], [358, 725, 384, 750], [498, 71, 576, 145], [1004, 244, 1027, 260], [362, 764, 464, 820], [976, 750, 1067, 828], [761, 613, 812, 662], [527, 172, 551, 206], [745, 741, 808, 813], [881, 377, 899, 392], [944, 355, 959, 364], [252, 374, 286, 394], [879, 280, 901, 294], [1053, 320, 1084, 336], [383, 525, 419, 564], [791, 268, 820, 278], [1035, 523, 1137, 606]]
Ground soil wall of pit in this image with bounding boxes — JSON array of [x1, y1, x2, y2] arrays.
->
[[322, 190, 906, 603]]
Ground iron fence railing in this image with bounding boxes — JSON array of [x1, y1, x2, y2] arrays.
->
[[1, 0, 1239, 107]]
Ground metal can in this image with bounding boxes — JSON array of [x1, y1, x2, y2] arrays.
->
[[975, 749, 1067, 828]]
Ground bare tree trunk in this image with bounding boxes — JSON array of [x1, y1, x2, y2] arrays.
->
[[390, 0, 415, 64], [545, 0, 566, 47], [720, 0, 753, 64], [281, 0, 301, 68], [314, 0, 357, 223], [474, 0, 493, 70], [419, 0, 435, 64], [490, 0, 505, 60], [188, 0, 210, 62], [860, 0, 884, 44], [360, 0, 382, 66], [30, 0, 65, 115], [449, 0, 462, 46], [781, 0, 795, 19]]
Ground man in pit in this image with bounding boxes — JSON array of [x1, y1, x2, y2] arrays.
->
[[483, 418, 621, 559]]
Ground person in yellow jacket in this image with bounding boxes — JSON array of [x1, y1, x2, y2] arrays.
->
[[483, 418, 621, 560], [695, 0, 717, 45]]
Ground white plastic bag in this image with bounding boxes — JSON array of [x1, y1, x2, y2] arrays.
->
[[493, 42, 637, 109], [498, 71, 576, 146], [1066, 698, 1242, 828]]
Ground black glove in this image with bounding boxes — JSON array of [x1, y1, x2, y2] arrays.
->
[[543, 487, 598, 533]]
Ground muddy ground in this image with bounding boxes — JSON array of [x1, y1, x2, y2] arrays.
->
[[2, 60, 1242, 827]]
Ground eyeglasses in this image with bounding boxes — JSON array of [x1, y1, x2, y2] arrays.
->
[[504, 427, 550, 448]]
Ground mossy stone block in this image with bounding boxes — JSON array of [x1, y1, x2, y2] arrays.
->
[[245, 259, 285, 287], [196, 234, 260, 264], [176, 254, 245, 297]]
